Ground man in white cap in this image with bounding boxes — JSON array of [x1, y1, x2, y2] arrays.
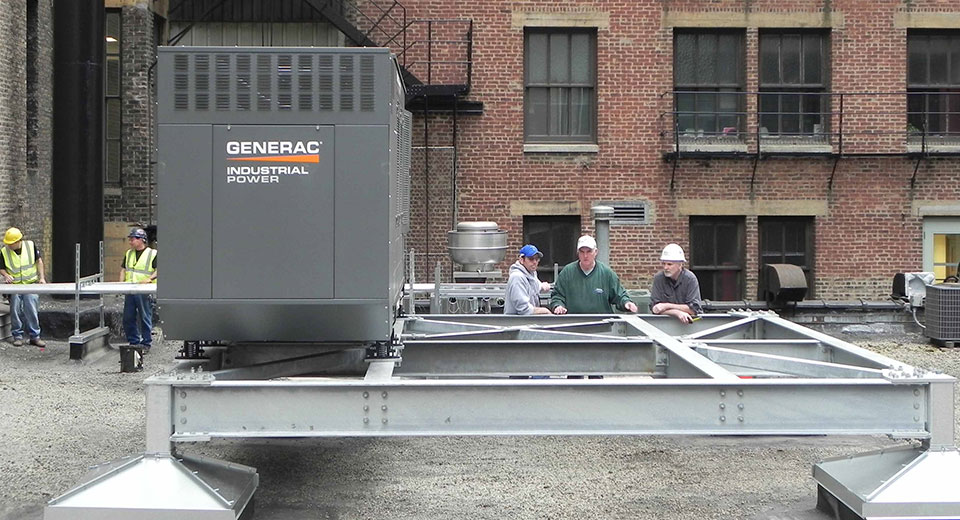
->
[[650, 243, 702, 323], [550, 235, 637, 314], [504, 244, 552, 315]]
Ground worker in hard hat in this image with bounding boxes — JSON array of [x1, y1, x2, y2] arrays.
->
[[504, 244, 552, 315], [650, 243, 702, 324], [0, 227, 47, 348], [119, 228, 157, 352], [551, 235, 638, 314]]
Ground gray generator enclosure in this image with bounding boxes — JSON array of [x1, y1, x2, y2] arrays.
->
[[157, 47, 411, 342]]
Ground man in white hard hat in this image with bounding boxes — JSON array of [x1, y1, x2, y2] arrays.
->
[[650, 243, 702, 324], [550, 235, 638, 315]]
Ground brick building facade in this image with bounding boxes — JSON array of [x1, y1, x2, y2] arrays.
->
[[2, 1, 958, 300], [0, 0, 54, 262], [401, 0, 960, 301]]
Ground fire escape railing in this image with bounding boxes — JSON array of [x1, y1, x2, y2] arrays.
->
[[659, 90, 960, 158], [308, 0, 473, 97]]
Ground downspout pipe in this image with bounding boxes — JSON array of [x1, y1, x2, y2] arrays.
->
[[52, 0, 104, 281], [592, 205, 614, 266]]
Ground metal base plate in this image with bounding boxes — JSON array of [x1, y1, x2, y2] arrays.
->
[[45, 453, 258, 520], [814, 445, 960, 519]]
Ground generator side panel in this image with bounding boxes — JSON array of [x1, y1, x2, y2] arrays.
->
[[158, 124, 213, 300], [334, 125, 390, 300]]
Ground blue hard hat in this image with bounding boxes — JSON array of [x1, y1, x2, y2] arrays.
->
[[519, 244, 543, 258], [128, 228, 148, 240]]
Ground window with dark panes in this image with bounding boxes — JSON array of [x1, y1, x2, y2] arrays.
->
[[758, 217, 815, 299], [674, 30, 745, 138], [523, 216, 581, 283], [524, 29, 596, 143], [689, 217, 745, 301], [759, 31, 829, 139], [105, 9, 122, 185], [907, 32, 960, 140]]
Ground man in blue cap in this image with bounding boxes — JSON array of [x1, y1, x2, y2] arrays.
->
[[504, 244, 552, 315], [119, 228, 157, 351]]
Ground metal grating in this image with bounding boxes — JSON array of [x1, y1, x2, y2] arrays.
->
[[600, 201, 650, 225], [925, 283, 960, 341], [171, 51, 380, 114]]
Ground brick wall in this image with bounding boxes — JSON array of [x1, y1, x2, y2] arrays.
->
[[0, 0, 54, 261], [26, 0, 54, 263], [104, 4, 157, 225], [398, 0, 960, 300], [103, 4, 158, 271]]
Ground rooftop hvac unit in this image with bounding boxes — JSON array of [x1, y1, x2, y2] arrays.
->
[[924, 283, 960, 342]]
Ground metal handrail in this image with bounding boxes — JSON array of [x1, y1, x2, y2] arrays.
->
[[659, 90, 960, 156]]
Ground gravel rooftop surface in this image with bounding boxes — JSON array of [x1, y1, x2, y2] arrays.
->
[[1, 328, 958, 520]]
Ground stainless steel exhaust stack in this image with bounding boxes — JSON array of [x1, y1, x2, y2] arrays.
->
[[592, 205, 614, 265]]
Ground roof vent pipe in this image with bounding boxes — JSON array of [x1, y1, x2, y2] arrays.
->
[[592, 205, 614, 266]]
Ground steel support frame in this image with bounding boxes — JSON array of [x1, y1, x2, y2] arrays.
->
[[50, 311, 960, 520], [144, 312, 954, 446]]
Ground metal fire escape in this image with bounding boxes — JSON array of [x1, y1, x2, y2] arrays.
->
[[307, 0, 482, 273]]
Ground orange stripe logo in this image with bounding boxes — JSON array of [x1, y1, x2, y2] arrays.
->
[[227, 154, 320, 163]]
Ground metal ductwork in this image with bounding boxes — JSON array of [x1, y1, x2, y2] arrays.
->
[[762, 263, 808, 304], [592, 205, 614, 265], [447, 221, 507, 282], [52, 0, 103, 281]]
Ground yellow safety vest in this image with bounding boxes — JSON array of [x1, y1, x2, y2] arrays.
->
[[124, 247, 157, 283], [1, 240, 39, 284]]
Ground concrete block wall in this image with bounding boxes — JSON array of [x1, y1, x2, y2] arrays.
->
[[399, 0, 960, 300]]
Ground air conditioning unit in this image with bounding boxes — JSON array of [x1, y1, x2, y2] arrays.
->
[[892, 272, 934, 306], [924, 283, 960, 343]]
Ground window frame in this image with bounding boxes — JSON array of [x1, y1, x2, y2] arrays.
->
[[907, 31, 960, 140], [757, 216, 816, 299], [105, 8, 122, 186], [923, 217, 960, 283], [522, 215, 581, 283], [673, 29, 746, 139], [689, 216, 745, 301], [523, 28, 598, 144], [758, 30, 830, 139]]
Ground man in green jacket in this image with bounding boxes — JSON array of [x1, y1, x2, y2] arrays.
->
[[551, 235, 638, 314]]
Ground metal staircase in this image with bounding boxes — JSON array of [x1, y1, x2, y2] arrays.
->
[[303, 0, 477, 110]]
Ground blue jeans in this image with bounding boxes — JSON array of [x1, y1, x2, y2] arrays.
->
[[10, 293, 40, 339], [124, 294, 154, 346]]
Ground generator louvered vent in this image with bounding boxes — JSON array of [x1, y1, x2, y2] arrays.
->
[[235, 54, 251, 111], [360, 55, 375, 111], [340, 55, 354, 111], [925, 284, 960, 342], [601, 202, 650, 225], [397, 110, 412, 231], [172, 51, 378, 113]]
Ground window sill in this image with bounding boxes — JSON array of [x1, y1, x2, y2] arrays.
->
[[760, 143, 833, 154], [675, 142, 748, 153], [524, 143, 599, 153], [907, 142, 960, 154]]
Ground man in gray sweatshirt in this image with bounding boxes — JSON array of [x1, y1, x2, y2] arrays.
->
[[504, 244, 552, 315]]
